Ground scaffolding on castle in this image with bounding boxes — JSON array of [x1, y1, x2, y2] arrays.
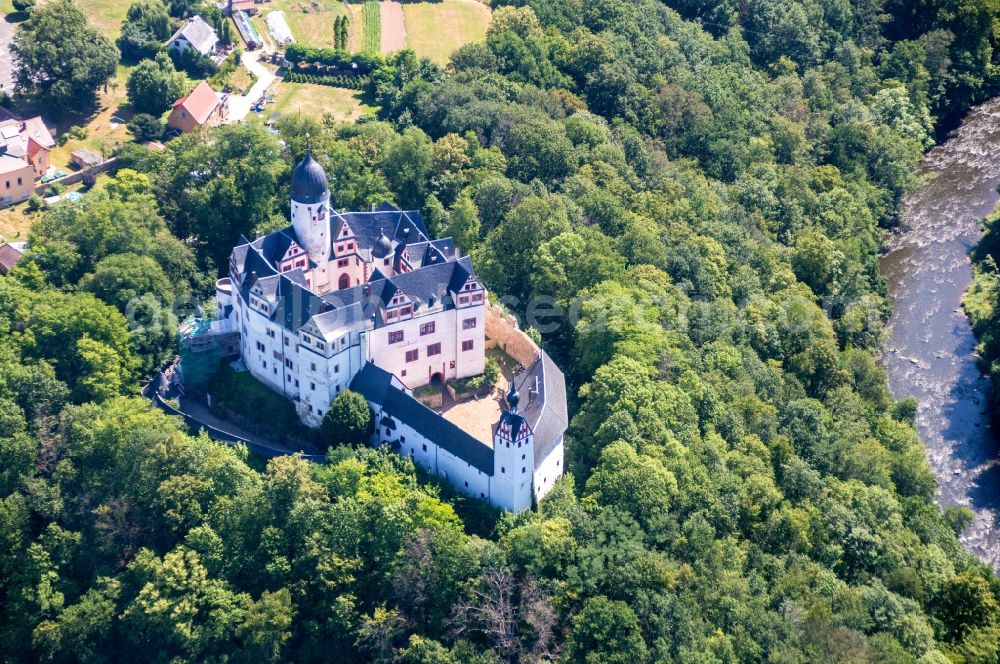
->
[[178, 317, 240, 393]]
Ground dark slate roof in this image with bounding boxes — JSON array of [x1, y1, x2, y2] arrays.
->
[[320, 259, 476, 327], [511, 351, 568, 464], [351, 363, 494, 475], [273, 275, 327, 332], [290, 150, 328, 204], [253, 227, 298, 265], [333, 207, 432, 257], [349, 361, 394, 405]]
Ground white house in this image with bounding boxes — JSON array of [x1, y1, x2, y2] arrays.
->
[[210, 151, 568, 511], [167, 15, 219, 57]]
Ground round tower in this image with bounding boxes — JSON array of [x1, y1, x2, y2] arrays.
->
[[290, 149, 330, 261]]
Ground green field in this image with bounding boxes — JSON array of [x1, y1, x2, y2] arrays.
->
[[75, 0, 130, 39], [270, 80, 372, 121], [403, 0, 490, 65], [257, 0, 352, 49], [361, 0, 380, 54]]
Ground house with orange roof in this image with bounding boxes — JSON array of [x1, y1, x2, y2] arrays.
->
[[167, 81, 230, 133]]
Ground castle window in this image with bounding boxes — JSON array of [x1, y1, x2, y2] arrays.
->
[[405, 349, 419, 363], [422, 443, 427, 452], [522, 467, 526, 474], [334, 364, 339, 373], [401, 436, 405, 443], [311, 362, 316, 371], [295, 379, 299, 387], [462, 340, 474, 351], [337, 258, 349, 268], [462, 318, 476, 330], [427, 343, 441, 356], [459, 296, 469, 305], [464, 481, 468, 487], [419, 321, 435, 335], [472, 293, 484, 302], [501, 466, 505, 474], [388, 330, 404, 344], [338, 273, 350, 289], [401, 369, 407, 376], [310, 382, 315, 391], [521, 453, 525, 460]]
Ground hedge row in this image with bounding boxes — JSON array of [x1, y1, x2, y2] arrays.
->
[[284, 72, 371, 90], [283, 43, 382, 73]]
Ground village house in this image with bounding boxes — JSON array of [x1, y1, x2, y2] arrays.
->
[[0, 113, 55, 205], [166, 15, 220, 57], [203, 151, 568, 511], [167, 81, 230, 133]]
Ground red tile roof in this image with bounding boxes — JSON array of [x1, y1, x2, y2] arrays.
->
[[0, 244, 24, 275], [26, 136, 46, 158], [21, 117, 55, 149], [173, 81, 222, 126]]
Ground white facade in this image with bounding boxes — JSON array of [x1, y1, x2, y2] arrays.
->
[[211, 153, 567, 511]]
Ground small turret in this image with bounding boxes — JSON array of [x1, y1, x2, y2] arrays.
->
[[373, 230, 393, 259], [506, 382, 520, 413]]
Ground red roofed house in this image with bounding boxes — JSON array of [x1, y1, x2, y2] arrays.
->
[[0, 114, 55, 192], [167, 81, 230, 134], [0, 242, 26, 275]]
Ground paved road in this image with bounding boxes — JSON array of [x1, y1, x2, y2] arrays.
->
[[226, 49, 277, 123], [0, 13, 16, 94]]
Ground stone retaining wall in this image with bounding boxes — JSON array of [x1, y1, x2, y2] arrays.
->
[[485, 304, 540, 368]]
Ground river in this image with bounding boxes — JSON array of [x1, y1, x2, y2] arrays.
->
[[880, 98, 1000, 571]]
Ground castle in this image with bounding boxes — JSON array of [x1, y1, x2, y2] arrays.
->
[[210, 151, 567, 511]]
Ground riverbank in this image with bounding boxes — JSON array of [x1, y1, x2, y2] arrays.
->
[[964, 203, 1000, 425], [879, 98, 1000, 571]]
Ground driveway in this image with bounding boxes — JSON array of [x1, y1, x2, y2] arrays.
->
[[225, 49, 277, 123], [0, 13, 17, 94]]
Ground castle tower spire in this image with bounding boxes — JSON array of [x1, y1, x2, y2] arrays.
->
[[290, 149, 331, 261]]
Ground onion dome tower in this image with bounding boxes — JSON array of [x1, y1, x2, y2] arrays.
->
[[290, 148, 331, 261], [373, 229, 393, 260]]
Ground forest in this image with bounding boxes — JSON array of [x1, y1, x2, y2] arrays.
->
[[3, 0, 1000, 661]]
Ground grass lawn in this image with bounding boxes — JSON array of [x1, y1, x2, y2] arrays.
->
[[46, 66, 138, 170], [257, 0, 352, 49], [75, 0, 129, 39], [346, 1, 365, 52], [0, 203, 39, 244], [403, 0, 490, 65], [270, 80, 372, 122]]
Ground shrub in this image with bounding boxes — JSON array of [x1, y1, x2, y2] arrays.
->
[[128, 113, 164, 141], [81, 172, 97, 189], [12, 0, 36, 13], [321, 389, 374, 446], [452, 357, 501, 394], [26, 194, 44, 211]]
